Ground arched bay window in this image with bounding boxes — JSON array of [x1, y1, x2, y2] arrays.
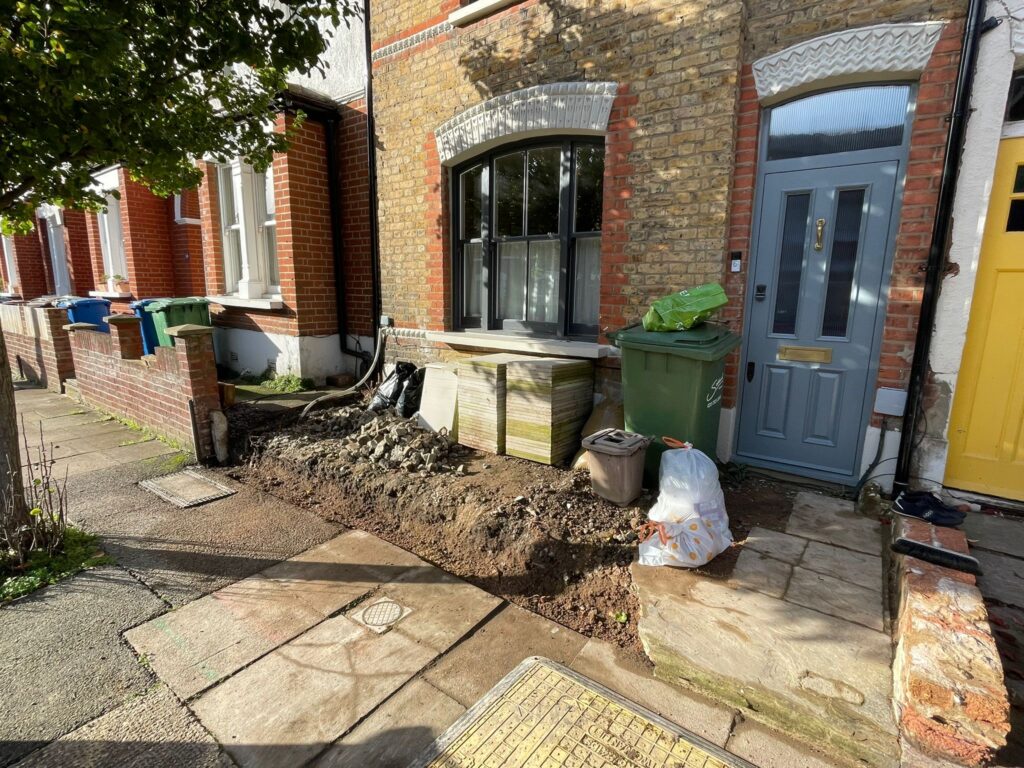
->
[[454, 139, 604, 338]]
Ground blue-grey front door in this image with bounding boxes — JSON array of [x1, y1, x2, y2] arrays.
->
[[736, 161, 899, 481]]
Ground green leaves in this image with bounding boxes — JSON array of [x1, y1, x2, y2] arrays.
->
[[0, 0, 356, 227]]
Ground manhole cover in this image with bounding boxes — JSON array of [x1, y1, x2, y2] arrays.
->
[[411, 657, 754, 768], [351, 598, 411, 633], [139, 470, 236, 508]]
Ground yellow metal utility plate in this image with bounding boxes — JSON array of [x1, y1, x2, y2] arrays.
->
[[411, 657, 753, 768]]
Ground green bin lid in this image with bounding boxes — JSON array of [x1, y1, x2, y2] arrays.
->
[[143, 297, 210, 312], [609, 322, 741, 360]]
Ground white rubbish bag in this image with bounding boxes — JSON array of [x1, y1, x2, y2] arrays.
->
[[638, 439, 733, 567]]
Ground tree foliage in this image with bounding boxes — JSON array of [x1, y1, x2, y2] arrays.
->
[[0, 0, 355, 230]]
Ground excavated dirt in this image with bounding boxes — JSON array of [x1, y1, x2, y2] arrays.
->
[[230, 403, 805, 656]]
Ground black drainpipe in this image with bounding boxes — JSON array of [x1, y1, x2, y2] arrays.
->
[[363, 0, 383, 342], [893, 0, 994, 493]]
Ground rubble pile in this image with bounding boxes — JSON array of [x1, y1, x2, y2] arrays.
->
[[253, 406, 463, 476]]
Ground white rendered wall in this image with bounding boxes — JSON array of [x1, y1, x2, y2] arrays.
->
[[914, 2, 1024, 489], [287, 12, 367, 103], [213, 326, 360, 384]]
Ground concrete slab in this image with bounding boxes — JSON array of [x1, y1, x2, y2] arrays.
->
[[726, 717, 847, 768], [12, 685, 232, 768], [786, 492, 882, 555], [422, 603, 587, 708], [975, 549, 1024, 609], [800, 540, 883, 592], [192, 614, 439, 768], [632, 563, 898, 768], [0, 567, 166, 766], [380, 566, 502, 652], [311, 679, 466, 768], [569, 638, 736, 747], [784, 566, 884, 631], [744, 527, 808, 565], [729, 548, 793, 599], [964, 512, 1024, 560]]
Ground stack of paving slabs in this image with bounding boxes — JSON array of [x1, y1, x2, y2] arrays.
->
[[456, 353, 535, 454], [506, 358, 594, 465]]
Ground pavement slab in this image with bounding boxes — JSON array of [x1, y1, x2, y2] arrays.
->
[[974, 549, 1024, 609], [743, 527, 808, 565], [726, 718, 845, 768], [191, 614, 440, 768], [799, 540, 883, 592], [729, 548, 793, 599], [12, 685, 232, 768], [786, 492, 882, 555], [311, 678, 466, 768], [126, 531, 434, 699], [0, 567, 166, 767], [784, 566, 885, 631], [422, 603, 587, 708], [963, 512, 1024, 560]]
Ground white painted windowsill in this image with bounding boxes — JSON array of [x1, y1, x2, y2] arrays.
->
[[448, 0, 520, 26], [89, 290, 132, 299], [426, 330, 618, 359], [208, 295, 284, 311]]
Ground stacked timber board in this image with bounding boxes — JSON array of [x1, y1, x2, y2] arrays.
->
[[456, 354, 536, 454], [506, 358, 593, 465]]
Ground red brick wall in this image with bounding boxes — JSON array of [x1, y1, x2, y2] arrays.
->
[[11, 232, 49, 299], [67, 318, 220, 458], [1, 304, 74, 392], [338, 100, 375, 338], [170, 190, 206, 297], [62, 210, 95, 295], [720, 22, 963, 417], [120, 174, 176, 298]]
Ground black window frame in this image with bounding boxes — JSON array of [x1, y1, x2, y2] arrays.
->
[[452, 137, 604, 339]]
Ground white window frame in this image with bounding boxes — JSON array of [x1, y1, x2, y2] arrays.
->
[[97, 194, 128, 285], [215, 158, 280, 300], [1, 235, 17, 295]]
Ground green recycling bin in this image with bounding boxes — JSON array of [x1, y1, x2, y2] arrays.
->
[[144, 297, 211, 348], [610, 322, 741, 485]]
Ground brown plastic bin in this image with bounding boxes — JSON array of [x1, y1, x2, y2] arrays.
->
[[582, 428, 650, 506]]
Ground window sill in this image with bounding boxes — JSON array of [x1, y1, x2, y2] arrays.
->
[[89, 290, 132, 299], [426, 330, 617, 359], [449, 0, 520, 26], [207, 295, 284, 311]]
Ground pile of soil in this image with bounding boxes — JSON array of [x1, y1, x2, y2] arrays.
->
[[232, 406, 803, 656]]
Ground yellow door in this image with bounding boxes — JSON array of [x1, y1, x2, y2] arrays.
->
[[945, 136, 1024, 500]]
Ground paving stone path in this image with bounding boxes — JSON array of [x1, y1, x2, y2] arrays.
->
[[3, 386, 846, 767]]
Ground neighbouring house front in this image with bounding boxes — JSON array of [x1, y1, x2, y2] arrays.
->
[[367, 0, 965, 489]]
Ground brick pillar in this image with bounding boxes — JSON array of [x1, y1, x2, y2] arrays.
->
[[167, 324, 219, 459], [11, 233, 48, 299], [62, 210, 96, 295], [106, 314, 143, 359]]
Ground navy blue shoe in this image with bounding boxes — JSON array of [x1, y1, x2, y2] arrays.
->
[[893, 493, 964, 527]]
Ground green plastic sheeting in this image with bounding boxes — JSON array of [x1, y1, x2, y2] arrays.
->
[[641, 283, 728, 332]]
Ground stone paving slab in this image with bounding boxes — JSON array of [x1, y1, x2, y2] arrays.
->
[[125, 530, 435, 699], [786, 492, 881, 555], [422, 603, 587, 709], [726, 718, 845, 768], [0, 567, 167, 767], [311, 678, 466, 768], [800, 540, 883, 592], [974, 549, 1024, 609], [730, 549, 793, 599], [963, 512, 1024, 559], [632, 562, 898, 768], [744, 527, 808, 565], [12, 685, 232, 768], [192, 613, 440, 768], [785, 566, 884, 631]]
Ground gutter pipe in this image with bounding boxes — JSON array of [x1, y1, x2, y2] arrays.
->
[[363, 0, 383, 350], [892, 0, 991, 493]]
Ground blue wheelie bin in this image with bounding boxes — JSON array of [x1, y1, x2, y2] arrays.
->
[[57, 298, 112, 332], [131, 299, 162, 355]]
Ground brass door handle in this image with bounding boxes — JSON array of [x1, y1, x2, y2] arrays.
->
[[814, 218, 826, 251]]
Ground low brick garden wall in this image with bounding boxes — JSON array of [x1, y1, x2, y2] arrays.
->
[[892, 517, 1010, 765], [1, 303, 74, 392], [66, 315, 220, 459]]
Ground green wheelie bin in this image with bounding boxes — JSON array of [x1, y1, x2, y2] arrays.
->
[[610, 323, 741, 485], [144, 297, 212, 348]]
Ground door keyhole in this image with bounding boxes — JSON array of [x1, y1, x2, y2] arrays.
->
[[754, 284, 767, 301]]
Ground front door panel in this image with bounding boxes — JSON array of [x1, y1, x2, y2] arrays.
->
[[737, 162, 899, 480]]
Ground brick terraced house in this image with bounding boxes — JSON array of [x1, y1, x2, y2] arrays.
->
[[368, 0, 967, 488]]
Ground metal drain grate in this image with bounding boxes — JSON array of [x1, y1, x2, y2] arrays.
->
[[351, 598, 411, 633], [139, 470, 237, 508]]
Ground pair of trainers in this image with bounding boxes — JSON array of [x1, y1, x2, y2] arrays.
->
[[893, 490, 966, 527]]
